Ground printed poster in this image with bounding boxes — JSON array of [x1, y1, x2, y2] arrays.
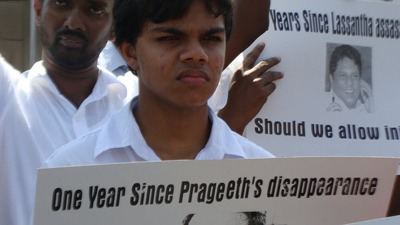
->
[[244, 0, 400, 157], [33, 157, 399, 225]]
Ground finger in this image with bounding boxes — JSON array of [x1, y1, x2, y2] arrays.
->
[[242, 42, 266, 70], [263, 82, 277, 95], [231, 69, 243, 82], [258, 71, 284, 85], [246, 57, 281, 77]]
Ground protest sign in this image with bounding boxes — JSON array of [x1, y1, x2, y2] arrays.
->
[[244, 0, 400, 157], [33, 157, 399, 225]]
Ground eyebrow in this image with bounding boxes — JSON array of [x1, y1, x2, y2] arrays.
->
[[89, 0, 109, 7], [151, 27, 185, 36], [204, 27, 226, 36], [151, 27, 226, 36]]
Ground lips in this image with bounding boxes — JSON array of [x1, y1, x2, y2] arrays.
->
[[59, 34, 85, 48], [344, 90, 354, 94], [177, 69, 209, 85], [54, 29, 88, 49]]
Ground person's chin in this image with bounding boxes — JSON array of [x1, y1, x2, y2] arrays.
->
[[344, 100, 358, 109]]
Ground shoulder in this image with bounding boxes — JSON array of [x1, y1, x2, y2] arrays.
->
[[0, 55, 23, 88], [0, 55, 20, 76], [117, 71, 139, 98], [210, 112, 275, 159], [42, 129, 102, 168], [233, 132, 275, 158]]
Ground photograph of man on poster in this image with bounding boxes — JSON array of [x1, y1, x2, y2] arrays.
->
[[182, 211, 267, 225], [325, 43, 373, 113]]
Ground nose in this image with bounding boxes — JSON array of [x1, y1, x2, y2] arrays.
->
[[179, 40, 208, 64], [63, 8, 85, 31], [344, 76, 354, 87]]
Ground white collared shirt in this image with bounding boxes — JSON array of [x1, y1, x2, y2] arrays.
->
[[0, 61, 131, 225], [329, 93, 366, 112], [43, 97, 274, 168], [98, 41, 129, 76], [326, 79, 374, 113]]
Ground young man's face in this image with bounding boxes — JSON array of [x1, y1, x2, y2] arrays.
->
[[35, 0, 114, 70], [131, 1, 226, 108], [330, 57, 361, 109]]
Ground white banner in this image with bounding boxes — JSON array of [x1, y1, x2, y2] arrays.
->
[[244, 0, 400, 157], [33, 157, 399, 225]]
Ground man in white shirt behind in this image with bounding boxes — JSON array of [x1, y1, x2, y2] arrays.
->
[[0, 0, 131, 224]]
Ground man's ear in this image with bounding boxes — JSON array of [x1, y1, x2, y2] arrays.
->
[[33, 0, 42, 26], [118, 42, 139, 71], [329, 74, 334, 90], [109, 28, 116, 42]]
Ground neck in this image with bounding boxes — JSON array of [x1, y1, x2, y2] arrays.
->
[[133, 97, 211, 161], [43, 53, 99, 108]]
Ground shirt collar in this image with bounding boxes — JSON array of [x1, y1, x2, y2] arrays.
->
[[332, 92, 365, 112], [94, 98, 247, 160], [196, 108, 247, 159], [94, 100, 132, 157], [98, 41, 128, 73], [94, 97, 151, 159], [89, 68, 127, 102], [25, 61, 127, 104], [25, 61, 59, 94], [26, 61, 47, 80]]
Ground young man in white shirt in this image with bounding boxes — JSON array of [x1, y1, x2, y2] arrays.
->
[[43, 0, 276, 167], [98, 0, 283, 134]]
